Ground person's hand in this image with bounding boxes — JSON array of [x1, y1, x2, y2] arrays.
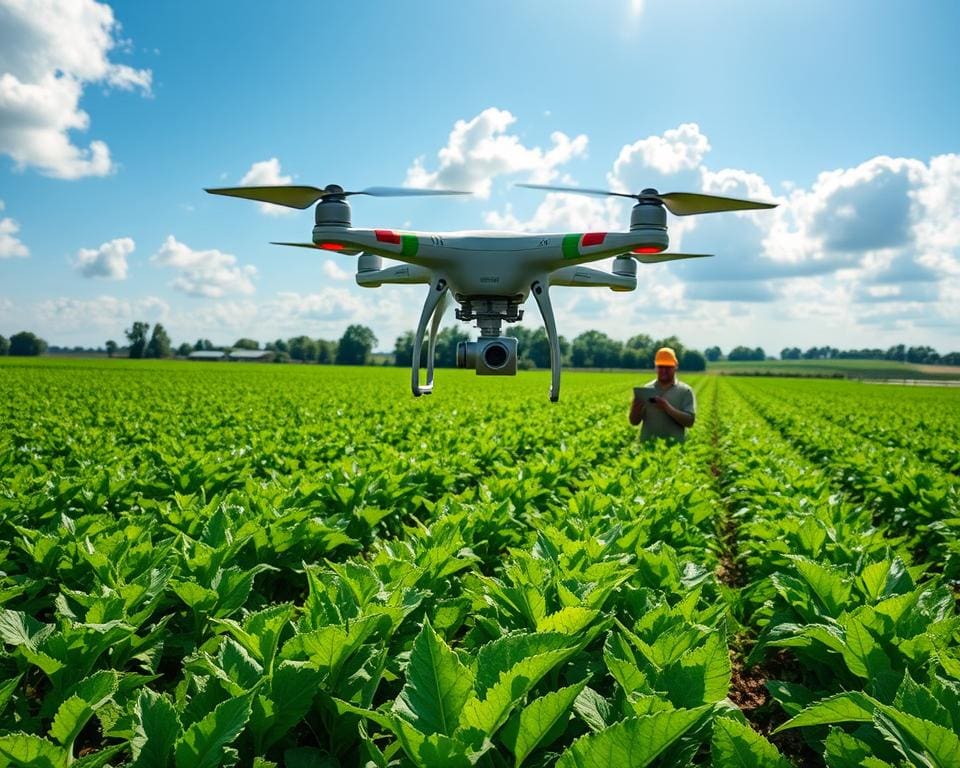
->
[[649, 396, 668, 410]]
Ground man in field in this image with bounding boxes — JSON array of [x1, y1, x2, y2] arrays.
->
[[629, 347, 697, 442]]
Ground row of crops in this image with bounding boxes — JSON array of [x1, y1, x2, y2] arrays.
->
[[0, 358, 958, 767]]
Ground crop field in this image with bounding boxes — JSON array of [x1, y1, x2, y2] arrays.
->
[[1, 358, 958, 768]]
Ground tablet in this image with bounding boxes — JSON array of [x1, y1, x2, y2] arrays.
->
[[633, 386, 659, 402]]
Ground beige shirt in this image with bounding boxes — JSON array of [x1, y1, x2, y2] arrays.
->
[[639, 378, 696, 442]]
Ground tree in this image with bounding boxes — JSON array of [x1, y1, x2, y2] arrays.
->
[[526, 328, 569, 369], [780, 347, 802, 360], [176, 342, 193, 357], [9, 331, 47, 356], [620, 347, 644, 369], [727, 345, 754, 362], [287, 335, 317, 362], [393, 331, 415, 367], [126, 322, 150, 358], [704, 346, 722, 362], [0, 335, 8, 355], [145, 324, 171, 358], [571, 330, 623, 368], [680, 349, 707, 371], [336, 325, 377, 365], [434, 327, 470, 367], [233, 338, 259, 350], [194, 338, 215, 352], [316, 339, 337, 364], [105, 340, 118, 358]]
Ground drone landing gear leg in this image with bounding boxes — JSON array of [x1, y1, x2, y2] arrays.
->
[[531, 280, 561, 402], [412, 279, 448, 397]]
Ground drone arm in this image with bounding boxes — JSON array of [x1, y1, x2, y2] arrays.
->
[[549, 265, 636, 292], [531, 280, 561, 402], [411, 279, 449, 397], [356, 263, 433, 287]]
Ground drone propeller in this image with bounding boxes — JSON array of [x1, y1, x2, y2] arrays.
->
[[206, 184, 470, 209], [516, 183, 776, 216], [631, 252, 712, 264]]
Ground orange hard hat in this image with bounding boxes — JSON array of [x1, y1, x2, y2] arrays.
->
[[654, 347, 678, 366]]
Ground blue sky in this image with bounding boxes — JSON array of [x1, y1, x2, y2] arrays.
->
[[2, 0, 959, 354]]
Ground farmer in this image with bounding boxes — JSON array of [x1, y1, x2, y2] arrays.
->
[[629, 347, 697, 442]]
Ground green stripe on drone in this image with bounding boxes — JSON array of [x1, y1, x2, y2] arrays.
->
[[401, 234, 419, 259], [562, 233, 581, 260]]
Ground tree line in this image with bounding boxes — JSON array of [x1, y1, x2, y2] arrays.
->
[[779, 344, 960, 366], [3, 326, 960, 369]]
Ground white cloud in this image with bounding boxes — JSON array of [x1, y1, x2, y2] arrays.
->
[[0, 199, 28, 257], [37, 294, 168, 330], [73, 236, 133, 279], [405, 107, 588, 198], [610, 123, 710, 185], [477, 119, 960, 350], [485, 193, 620, 233], [322, 259, 351, 281], [150, 235, 257, 297], [239, 157, 295, 216], [0, 0, 152, 178]]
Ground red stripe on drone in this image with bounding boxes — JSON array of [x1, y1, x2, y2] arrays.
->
[[581, 232, 606, 247], [632, 246, 665, 254], [375, 229, 402, 244], [319, 243, 345, 251]]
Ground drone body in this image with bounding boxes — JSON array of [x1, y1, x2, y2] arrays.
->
[[206, 182, 776, 400]]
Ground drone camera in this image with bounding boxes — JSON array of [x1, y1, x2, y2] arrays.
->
[[456, 336, 518, 376]]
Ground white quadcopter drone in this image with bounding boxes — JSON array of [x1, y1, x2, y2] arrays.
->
[[206, 182, 776, 401]]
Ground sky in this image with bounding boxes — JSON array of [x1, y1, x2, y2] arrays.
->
[[2, 0, 959, 355]]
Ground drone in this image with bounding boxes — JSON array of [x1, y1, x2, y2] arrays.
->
[[206, 181, 776, 401]]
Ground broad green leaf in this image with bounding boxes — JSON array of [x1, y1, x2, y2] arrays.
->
[[790, 556, 851, 617], [823, 727, 892, 768], [174, 691, 252, 768], [895, 672, 952, 730], [251, 661, 322, 752], [392, 621, 474, 737], [459, 648, 574, 735], [658, 633, 731, 707], [72, 670, 120, 710], [859, 561, 892, 601], [603, 632, 648, 696], [171, 581, 218, 611], [556, 706, 708, 768], [874, 704, 960, 768], [536, 607, 599, 636], [0, 675, 22, 716], [473, 632, 572, 698], [573, 687, 613, 733], [711, 717, 792, 768], [0, 609, 49, 647], [49, 695, 95, 750], [501, 680, 587, 767], [774, 691, 878, 732], [391, 715, 480, 768], [0, 732, 66, 767], [131, 689, 180, 768]]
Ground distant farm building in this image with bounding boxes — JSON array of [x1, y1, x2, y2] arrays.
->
[[187, 350, 226, 361], [186, 349, 275, 362], [228, 350, 275, 362]]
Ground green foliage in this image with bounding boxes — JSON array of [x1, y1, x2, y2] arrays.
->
[[8, 330, 47, 356], [336, 324, 377, 365], [0, 360, 957, 767]]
